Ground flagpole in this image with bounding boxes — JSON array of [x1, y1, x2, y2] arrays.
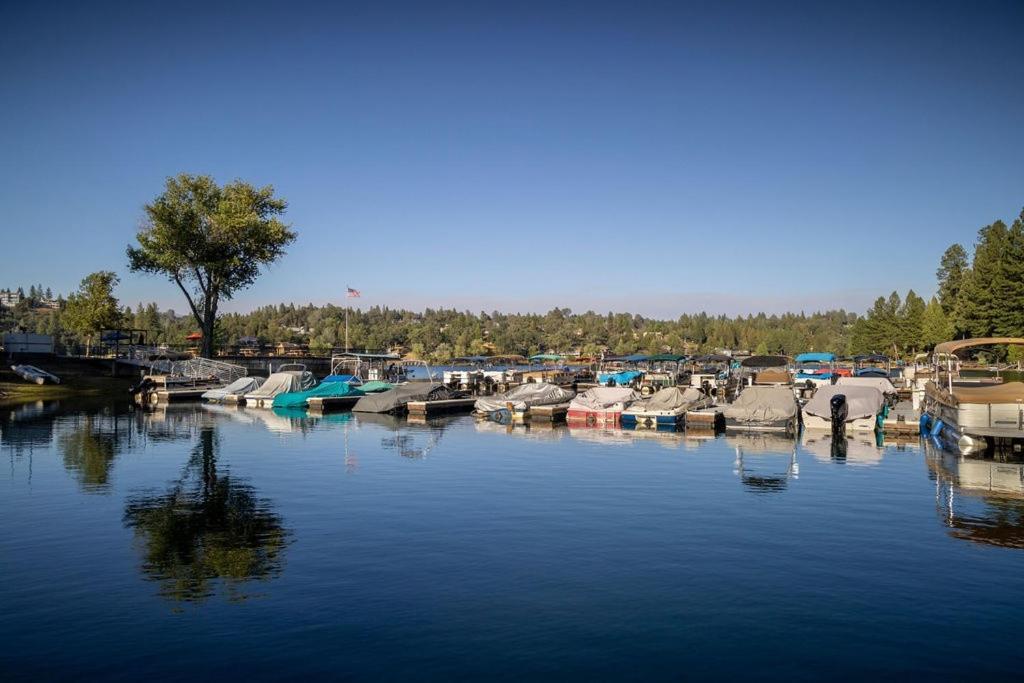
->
[[345, 295, 350, 352]]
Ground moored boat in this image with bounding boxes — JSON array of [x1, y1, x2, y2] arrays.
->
[[473, 382, 575, 422], [566, 386, 640, 425], [621, 386, 711, 429], [723, 385, 800, 434], [802, 384, 885, 433], [243, 363, 317, 408]]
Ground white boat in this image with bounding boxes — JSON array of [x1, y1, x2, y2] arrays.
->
[[802, 384, 885, 433], [10, 364, 60, 385], [202, 376, 264, 402], [243, 364, 316, 408], [921, 337, 1024, 454]]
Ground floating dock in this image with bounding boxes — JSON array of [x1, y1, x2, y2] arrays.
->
[[526, 402, 570, 422], [306, 395, 361, 413], [882, 403, 921, 438], [407, 397, 477, 416], [686, 407, 725, 431]]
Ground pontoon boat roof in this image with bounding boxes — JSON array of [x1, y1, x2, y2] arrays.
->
[[647, 353, 686, 362], [933, 338, 1024, 355], [529, 354, 564, 362], [693, 354, 731, 363], [795, 352, 835, 363], [854, 354, 890, 363], [332, 352, 402, 360]]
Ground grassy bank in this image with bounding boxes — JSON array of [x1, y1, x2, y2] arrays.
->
[[0, 359, 135, 407]]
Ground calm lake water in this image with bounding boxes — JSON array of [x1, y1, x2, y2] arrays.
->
[[3, 400, 1024, 681]]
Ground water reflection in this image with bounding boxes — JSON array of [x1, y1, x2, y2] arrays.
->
[[0, 400, 60, 457], [123, 426, 289, 603], [802, 431, 885, 467], [926, 439, 1024, 549], [728, 432, 798, 493], [358, 413, 449, 459], [59, 412, 137, 493]]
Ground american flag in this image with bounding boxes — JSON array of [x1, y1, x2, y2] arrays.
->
[[346, 287, 361, 298]]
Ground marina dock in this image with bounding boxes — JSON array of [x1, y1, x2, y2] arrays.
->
[[307, 395, 361, 413], [408, 397, 477, 416], [526, 402, 570, 422]]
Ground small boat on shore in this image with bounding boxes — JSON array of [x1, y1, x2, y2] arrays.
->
[[723, 386, 800, 435], [621, 386, 711, 429], [10, 364, 61, 385]]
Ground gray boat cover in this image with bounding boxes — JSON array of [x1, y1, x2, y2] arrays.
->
[[474, 382, 575, 413], [245, 371, 316, 400], [568, 386, 640, 411], [203, 376, 264, 400], [724, 386, 798, 424], [836, 376, 898, 396], [353, 382, 448, 413], [630, 386, 707, 413], [804, 385, 884, 421]]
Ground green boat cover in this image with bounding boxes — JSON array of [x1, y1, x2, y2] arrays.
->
[[272, 381, 364, 409], [359, 381, 394, 393]]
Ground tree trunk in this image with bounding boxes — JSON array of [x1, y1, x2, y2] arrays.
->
[[200, 299, 218, 359]]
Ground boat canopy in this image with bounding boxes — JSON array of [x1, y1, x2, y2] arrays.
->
[[741, 355, 789, 368], [933, 337, 1024, 356], [333, 352, 402, 360], [854, 354, 890, 363], [618, 354, 649, 363], [693, 354, 731, 363], [803, 385, 883, 421], [647, 353, 685, 362], [529, 354, 564, 362], [795, 352, 835, 363], [950, 381, 1024, 405], [596, 370, 643, 386]]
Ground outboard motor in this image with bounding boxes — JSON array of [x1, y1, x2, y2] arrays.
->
[[830, 434, 848, 462], [128, 377, 155, 396], [829, 393, 848, 437], [830, 373, 839, 386]]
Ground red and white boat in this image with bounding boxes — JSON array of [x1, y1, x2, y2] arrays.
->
[[566, 386, 640, 426]]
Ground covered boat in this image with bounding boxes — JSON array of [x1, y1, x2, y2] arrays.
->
[[835, 376, 899, 406], [566, 386, 639, 425], [621, 386, 711, 429], [202, 376, 264, 402], [803, 385, 885, 433], [740, 355, 791, 386], [10, 364, 60, 385], [243, 364, 317, 408], [723, 386, 800, 434], [474, 382, 575, 420], [273, 380, 365, 409], [352, 382, 451, 414]]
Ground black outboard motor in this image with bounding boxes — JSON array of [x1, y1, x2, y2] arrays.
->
[[829, 393, 848, 437], [830, 373, 839, 386], [128, 377, 155, 396]]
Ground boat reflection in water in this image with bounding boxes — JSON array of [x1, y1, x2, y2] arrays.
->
[[123, 423, 289, 603], [566, 424, 686, 449], [727, 432, 798, 493], [473, 419, 567, 442], [802, 431, 885, 466], [357, 412, 449, 459], [926, 439, 1024, 549]]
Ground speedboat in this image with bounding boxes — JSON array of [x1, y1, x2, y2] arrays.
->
[[802, 384, 885, 433], [621, 386, 711, 429], [723, 385, 800, 435], [243, 363, 317, 408]]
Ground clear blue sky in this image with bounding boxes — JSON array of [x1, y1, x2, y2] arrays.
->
[[2, 0, 1023, 317]]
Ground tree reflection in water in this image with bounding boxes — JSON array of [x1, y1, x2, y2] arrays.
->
[[123, 426, 288, 603], [59, 414, 131, 493]]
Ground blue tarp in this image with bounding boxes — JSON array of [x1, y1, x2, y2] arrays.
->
[[795, 352, 835, 363], [596, 370, 643, 386], [620, 354, 649, 363], [321, 374, 359, 384]]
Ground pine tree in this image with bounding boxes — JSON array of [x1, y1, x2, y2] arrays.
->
[[920, 296, 952, 349], [956, 221, 1008, 337], [993, 210, 1024, 336], [899, 290, 926, 354]]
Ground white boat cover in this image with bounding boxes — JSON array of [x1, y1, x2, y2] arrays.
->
[[202, 376, 264, 400], [629, 387, 707, 413], [353, 382, 448, 413], [474, 382, 575, 413], [724, 386, 798, 424], [836, 376, 898, 396], [804, 385, 884, 421], [568, 386, 640, 411], [245, 371, 315, 400]]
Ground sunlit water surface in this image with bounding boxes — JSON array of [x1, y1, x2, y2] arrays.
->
[[2, 400, 1024, 680]]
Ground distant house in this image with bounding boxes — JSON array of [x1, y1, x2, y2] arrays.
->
[[275, 341, 307, 357], [0, 290, 22, 308]]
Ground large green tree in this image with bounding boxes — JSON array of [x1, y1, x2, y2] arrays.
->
[[63, 271, 125, 354], [936, 244, 968, 315], [955, 221, 1008, 338], [127, 174, 296, 358], [920, 296, 952, 350]]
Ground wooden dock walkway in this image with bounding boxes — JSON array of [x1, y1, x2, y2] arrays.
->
[[307, 395, 361, 413], [527, 402, 570, 422], [686, 407, 725, 431], [407, 397, 477, 416]]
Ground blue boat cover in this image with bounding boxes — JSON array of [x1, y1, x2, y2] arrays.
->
[[620, 354, 649, 362], [272, 381, 365, 408], [795, 352, 835, 363], [321, 374, 359, 384], [596, 370, 643, 386]]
